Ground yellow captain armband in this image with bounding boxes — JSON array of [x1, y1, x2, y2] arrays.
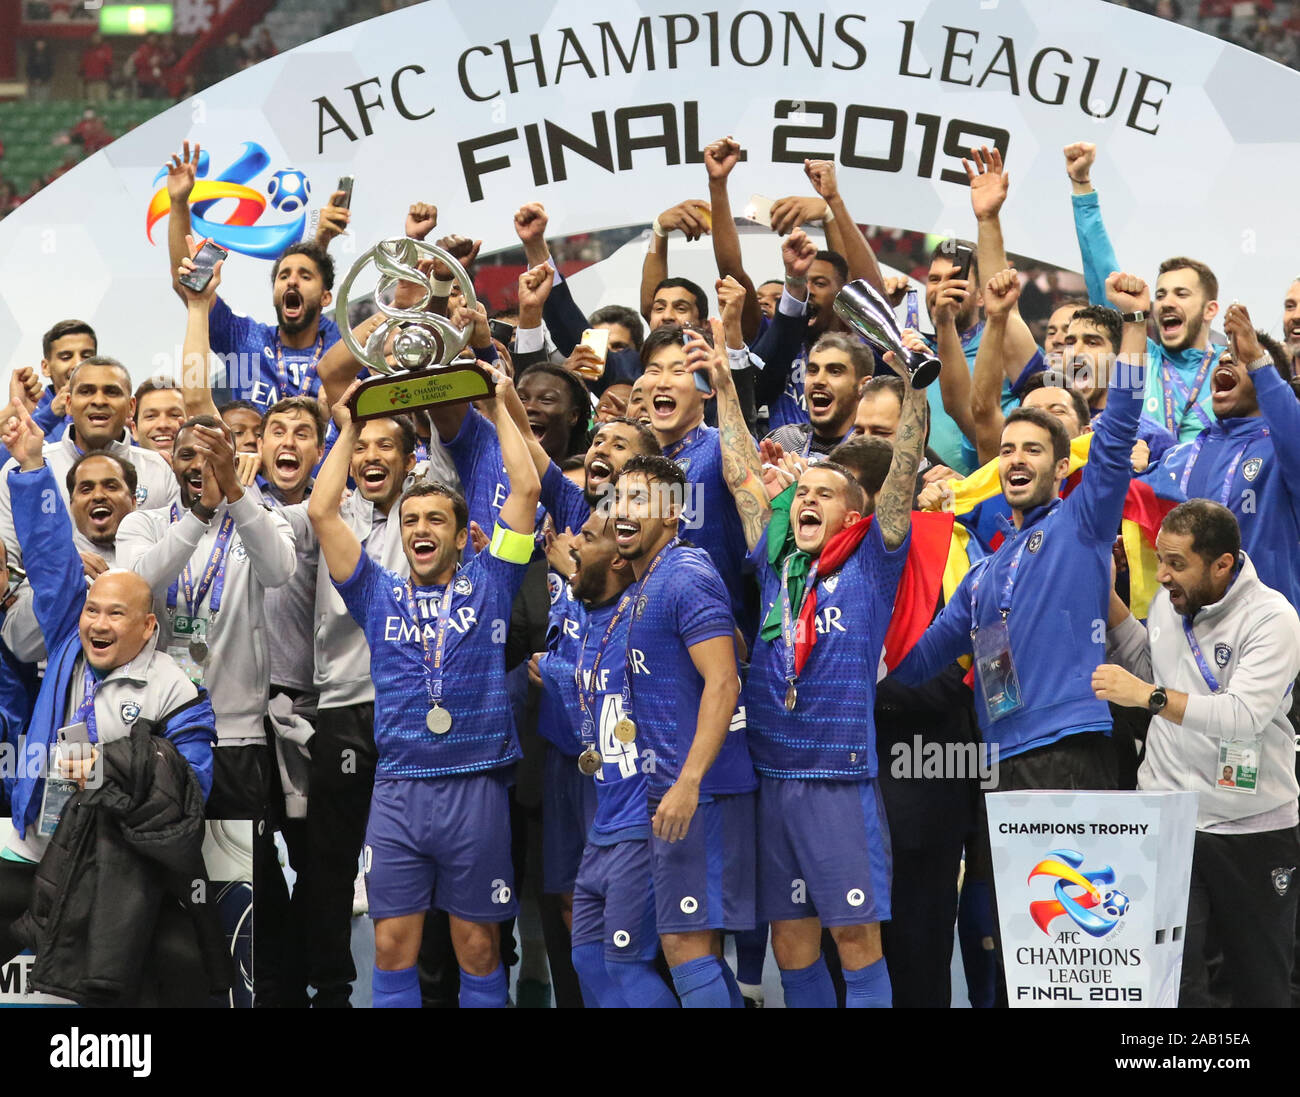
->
[[490, 522, 534, 564]]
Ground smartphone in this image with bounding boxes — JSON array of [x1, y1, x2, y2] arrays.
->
[[680, 328, 714, 393], [58, 721, 91, 748], [179, 240, 229, 293], [336, 175, 355, 210], [488, 318, 515, 346], [743, 193, 774, 227], [951, 242, 975, 284], [580, 327, 609, 363]]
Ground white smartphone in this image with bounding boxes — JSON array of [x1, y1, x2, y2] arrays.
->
[[580, 327, 609, 363], [743, 193, 774, 227]]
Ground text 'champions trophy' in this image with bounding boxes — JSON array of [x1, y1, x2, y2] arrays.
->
[[335, 237, 490, 420], [833, 279, 942, 389]]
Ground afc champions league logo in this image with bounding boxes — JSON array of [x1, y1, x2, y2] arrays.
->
[[1027, 848, 1130, 938], [146, 142, 311, 259]]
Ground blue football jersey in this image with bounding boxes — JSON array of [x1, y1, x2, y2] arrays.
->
[[765, 348, 807, 431], [334, 547, 526, 778], [446, 409, 547, 556], [664, 425, 755, 639], [540, 462, 592, 538], [207, 296, 340, 411], [745, 519, 908, 780], [536, 574, 583, 757], [624, 543, 755, 801]]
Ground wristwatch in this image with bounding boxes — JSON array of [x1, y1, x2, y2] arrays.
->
[[1147, 686, 1168, 714], [1121, 311, 1148, 324]]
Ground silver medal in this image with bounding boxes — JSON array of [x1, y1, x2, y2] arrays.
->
[[189, 640, 209, 664], [426, 706, 452, 735]]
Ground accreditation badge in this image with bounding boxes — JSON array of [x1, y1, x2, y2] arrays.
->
[[973, 618, 1023, 723], [169, 615, 210, 684], [1216, 735, 1262, 794]]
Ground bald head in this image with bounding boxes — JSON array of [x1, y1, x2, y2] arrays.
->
[[80, 570, 157, 671]]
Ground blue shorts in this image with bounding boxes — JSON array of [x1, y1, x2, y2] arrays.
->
[[571, 838, 659, 962], [363, 773, 517, 923], [757, 776, 891, 927], [543, 745, 598, 896], [650, 792, 756, 934]]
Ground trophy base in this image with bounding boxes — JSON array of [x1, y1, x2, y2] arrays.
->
[[910, 355, 942, 390], [348, 362, 492, 421]]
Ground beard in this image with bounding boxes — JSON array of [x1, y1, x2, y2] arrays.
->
[[1161, 310, 1204, 352], [276, 299, 320, 337]]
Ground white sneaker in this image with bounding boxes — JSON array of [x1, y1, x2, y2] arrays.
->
[[738, 981, 764, 1008], [351, 871, 368, 916]]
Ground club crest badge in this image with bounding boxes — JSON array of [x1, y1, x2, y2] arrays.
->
[[1214, 643, 1232, 668], [1242, 457, 1263, 482], [1027, 530, 1044, 554]]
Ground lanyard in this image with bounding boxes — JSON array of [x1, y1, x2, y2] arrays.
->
[[663, 425, 705, 463], [73, 660, 99, 740], [1178, 424, 1269, 505], [905, 288, 919, 331], [406, 577, 456, 708], [575, 593, 635, 749], [166, 504, 236, 615], [779, 553, 820, 689], [1182, 616, 1222, 693], [1161, 348, 1215, 435], [271, 332, 324, 399], [621, 537, 679, 722], [971, 516, 1047, 628]]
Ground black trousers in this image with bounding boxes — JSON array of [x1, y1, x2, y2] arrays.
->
[[280, 702, 377, 1006], [1180, 825, 1300, 1008]]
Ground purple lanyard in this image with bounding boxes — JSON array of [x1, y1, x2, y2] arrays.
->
[[663, 426, 704, 463], [1178, 425, 1269, 505], [971, 513, 1053, 629], [1182, 616, 1222, 693], [1161, 348, 1215, 436], [406, 578, 455, 708], [73, 661, 99, 740], [271, 333, 324, 399], [621, 538, 679, 722], [165, 504, 236, 614], [905, 289, 919, 331], [575, 591, 635, 749]]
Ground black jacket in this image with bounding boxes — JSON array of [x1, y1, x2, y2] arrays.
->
[[10, 722, 232, 1006]]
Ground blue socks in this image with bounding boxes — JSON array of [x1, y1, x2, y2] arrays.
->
[[572, 942, 628, 1008], [669, 955, 734, 1008], [608, 961, 678, 1008], [371, 965, 420, 1008], [843, 956, 892, 1008], [717, 958, 745, 1008], [780, 955, 836, 1009], [459, 965, 508, 1008]]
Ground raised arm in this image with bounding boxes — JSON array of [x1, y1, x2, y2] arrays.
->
[[969, 268, 1021, 464], [1064, 142, 1118, 307], [689, 318, 769, 552], [704, 136, 761, 342], [965, 146, 1038, 371], [177, 233, 223, 419], [165, 142, 201, 305], [1224, 304, 1300, 483], [486, 367, 541, 535], [931, 277, 976, 449], [307, 383, 364, 583], [640, 198, 711, 321], [804, 159, 885, 295], [874, 344, 928, 550]]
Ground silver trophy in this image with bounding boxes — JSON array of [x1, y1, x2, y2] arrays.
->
[[833, 279, 942, 389], [334, 237, 491, 419]]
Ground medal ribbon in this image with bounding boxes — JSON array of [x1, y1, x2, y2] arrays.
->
[[620, 537, 680, 726], [575, 593, 636, 751], [1182, 615, 1222, 693], [779, 552, 820, 695], [662, 425, 705, 463], [271, 332, 325, 400], [1178, 424, 1269, 505], [406, 577, 456, 711], [905, 288, 919, 331], [166, 504, 236, 615], [1160, 348, 1215, 436]]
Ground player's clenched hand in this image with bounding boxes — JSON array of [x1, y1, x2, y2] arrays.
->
[[652, 778, 699, 843]]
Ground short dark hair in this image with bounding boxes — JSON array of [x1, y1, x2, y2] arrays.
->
[[68, 355, 130, 392], [1254, 331, 1293, 382], [132, 376, 182, 419], [640, 322, 713, 367], [264, 395, 328, 445], [1158, 256, 1218, 302], [617, 453, 688, 494], [42, 319, 96, 359], [860, 374, 905, 405], [592, 416, 659, 457], [560, 455, 586, 474], [814, 250, 849, 286], [397, 481, 469, 532], [804, 458, 868, 513], [1019, 373, 1092, 432], [272, 241, 335, 292], [830, 437, 895, 498], [517, 363, 594, 457], [653, 277, 709, 324], [65, 449, 137, 499], [218, 399, 264, 422], [758, 279, 783, 290], [359, 414, 418, 460], [175, 413, 231, 451], [1067, 305, 1123, 355], [1161, 499, 1240, 565], [810, 332, 873, 379], [1004, 406, 1071, 463], [589, 305, 645, 352]]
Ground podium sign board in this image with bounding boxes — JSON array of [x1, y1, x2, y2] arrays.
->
[[986, 790, 1197, 1008]]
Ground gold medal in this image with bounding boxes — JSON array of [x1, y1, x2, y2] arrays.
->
[[577, 748, 602, 776], [614, 718, 637, 744], [784, 683, 797, 712]]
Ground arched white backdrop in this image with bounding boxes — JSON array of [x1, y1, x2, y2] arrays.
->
[[1, 0, 1296, 376]]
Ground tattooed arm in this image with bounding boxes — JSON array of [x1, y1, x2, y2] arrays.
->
[[875, 335, 928, 551], [685, 320, 770, 552]]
